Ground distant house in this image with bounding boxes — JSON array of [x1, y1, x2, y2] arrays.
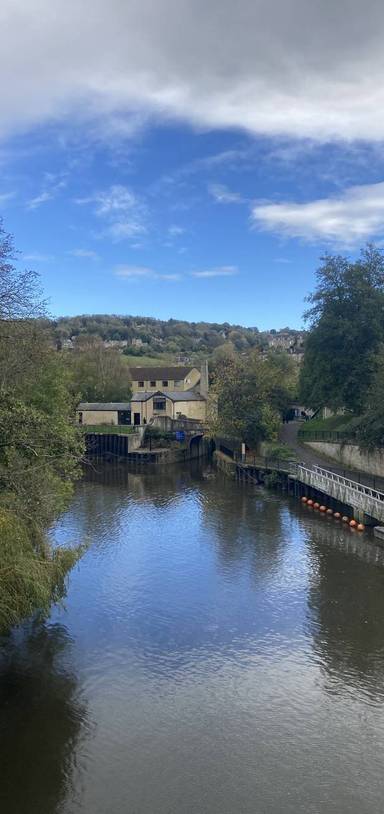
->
[[103, 340, 128, 350], [77, 362, 215, 427], [264, 330, 306, 355]]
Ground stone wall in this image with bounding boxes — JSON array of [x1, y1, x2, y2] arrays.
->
[[304, 440, 384, 477], [213, 450, 237, 479]]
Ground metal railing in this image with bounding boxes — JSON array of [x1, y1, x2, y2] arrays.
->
[[308, 464, 384, 503], [297, 429, 355, 442], [233, 452, 298, 474]]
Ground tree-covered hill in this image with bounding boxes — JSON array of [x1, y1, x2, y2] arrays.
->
[[53, 314, 305, 358]]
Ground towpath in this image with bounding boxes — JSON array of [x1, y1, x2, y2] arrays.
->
[[280, 421, 384, 492]]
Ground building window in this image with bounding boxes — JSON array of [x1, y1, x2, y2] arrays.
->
[[138, 381, 144, 388], [153, 398, 166, 411], [150, 380, 156, 387], [118, 410, 131, 425], [162, 380, 169, 387]]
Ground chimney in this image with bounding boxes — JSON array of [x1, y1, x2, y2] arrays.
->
[[200, 360, 209, 398]]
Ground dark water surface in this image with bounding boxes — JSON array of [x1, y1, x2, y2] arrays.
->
[[2, 461, 384, 814]]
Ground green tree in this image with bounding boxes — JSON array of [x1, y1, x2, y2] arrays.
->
[[356, 348, 384, 449], [210, 353, 281, 447], [300, 245, 384, 413], [263, 350, 298, 416], [0, 220, 84, 631], [69, 335, 132, 402]]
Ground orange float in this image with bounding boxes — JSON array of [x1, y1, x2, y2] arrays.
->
[[314, 502, 320, 509], [326, 508, 333, 515], [301, 497, 308, 503], [334, 512, 341, 519], [357, 523, 365, 531], [342, 516, 349, 522], [319, 505, 326, 512], [307, 499, 313, 507], [350, 520, 357, 528]]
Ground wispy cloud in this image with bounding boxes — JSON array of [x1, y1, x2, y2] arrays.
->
[[76, 184, 147, 242], [23, 252, 54, 262], [26, 190, 55, 210], [208, 184, 244, 204], [68, 248, 100, 260], [115, 265, 181, 281], [0, 191, 15, 206], [168, 225, 185, 237], [26, 173, 67, 210], [191, 265, 238, 278], [251, 180, 384, 245]]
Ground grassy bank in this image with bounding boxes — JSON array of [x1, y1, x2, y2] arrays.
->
[[298, 414, 362, 442], [82, 424, 136, 435]]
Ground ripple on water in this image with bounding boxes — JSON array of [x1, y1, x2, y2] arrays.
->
[[3, 462, 384, 814]]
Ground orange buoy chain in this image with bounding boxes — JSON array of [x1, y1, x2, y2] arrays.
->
[[300, 496, 366, 531]]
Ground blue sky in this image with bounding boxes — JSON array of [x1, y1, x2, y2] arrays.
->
[[2, 1, 384, 329]]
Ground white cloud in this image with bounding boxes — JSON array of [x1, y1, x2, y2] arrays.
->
[[79, 185, 136, 217], [69, 248, 100, 259], [115, 265, 181, 281], [26, 173, 67, 210], [251, 181, 384, 244], [76, 184, 147, 241], [191, 265, 238, 278], [107, 220, 145, 240], [208, 184, 244, 204], [26, 190, 55, 210], [168, 225, 185, 236], [23, 252, 54, 262], [0, 191, 15, 205], [2, 1, 384, 142], [115, 266, 153, 278]]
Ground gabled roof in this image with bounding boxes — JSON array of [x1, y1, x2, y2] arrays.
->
[[131, 390, 206, 402], [78, 402, 131, 411], [129, 366, 197, 380]]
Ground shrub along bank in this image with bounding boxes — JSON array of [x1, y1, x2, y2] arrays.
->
[[0, 220, 85, 632]]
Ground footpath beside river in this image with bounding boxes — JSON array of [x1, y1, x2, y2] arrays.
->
[[281, 420, 384, 490]]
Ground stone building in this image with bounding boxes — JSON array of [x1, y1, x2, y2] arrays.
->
[[77, 362, 215, 427]]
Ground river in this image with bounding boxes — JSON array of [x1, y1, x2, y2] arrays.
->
[[2, 460, 384, 814]]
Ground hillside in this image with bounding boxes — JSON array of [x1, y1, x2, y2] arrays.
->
[[53, 314, 305, 360]]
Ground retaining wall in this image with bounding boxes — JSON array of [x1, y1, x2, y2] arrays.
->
[[213, 450, 238, 479], [304, 440, 384, 478]]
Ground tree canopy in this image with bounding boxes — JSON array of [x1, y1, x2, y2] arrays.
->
[[211, 351, 297, 447], [68, 335, 132, 402], [300, 246, 384, 413], [0, 220, 84, 631]]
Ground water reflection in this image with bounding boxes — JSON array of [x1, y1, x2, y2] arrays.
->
[[0, 621, 88, 814], [306, 521, 384, 701], [198, 483, 291, 580], [5, 463, 384, 813]]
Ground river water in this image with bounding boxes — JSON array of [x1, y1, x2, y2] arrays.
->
[[2, 461, 384, 814]]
